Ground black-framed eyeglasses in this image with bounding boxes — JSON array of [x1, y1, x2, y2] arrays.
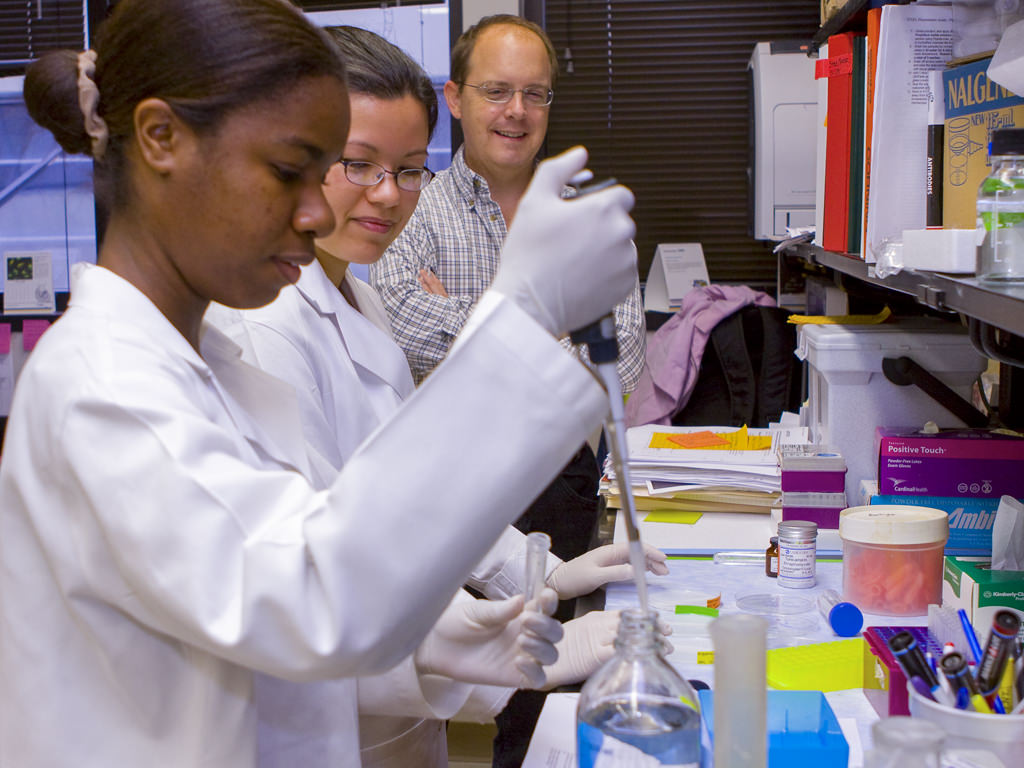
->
[[460, 82, 554, 107], [338, 160, 434, 192]]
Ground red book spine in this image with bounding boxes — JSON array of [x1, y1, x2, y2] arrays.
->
[[820, 32, 855, 253]]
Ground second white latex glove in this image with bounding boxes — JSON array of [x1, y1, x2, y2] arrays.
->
[[547, 542, 670, 599], [543, 610, 676, 690], [414, 588, 562, 690], [490, 146, 637, 338]]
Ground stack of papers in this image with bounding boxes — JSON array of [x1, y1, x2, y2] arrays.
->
[[602, 424, 809, 515]]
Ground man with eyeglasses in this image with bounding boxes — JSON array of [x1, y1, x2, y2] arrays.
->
[[372, 14, 643, 389], [371, 13, 645, 768]]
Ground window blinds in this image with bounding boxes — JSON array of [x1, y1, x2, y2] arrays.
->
[[542, 1, 819, 285]]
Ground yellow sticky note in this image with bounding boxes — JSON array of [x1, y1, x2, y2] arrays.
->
[[697, 651, 715, 665], [644, 510, 703, 524], [787, 305, 892, 325]]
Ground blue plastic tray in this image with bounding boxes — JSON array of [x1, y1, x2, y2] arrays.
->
[[698, 689, 848, 768]]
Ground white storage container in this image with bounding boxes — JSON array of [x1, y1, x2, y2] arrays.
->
[[795, 321, 986, 503]]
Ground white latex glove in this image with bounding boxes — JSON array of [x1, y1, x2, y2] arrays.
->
[[547, 542, 670, 599], [490, 146, 637, 337], [414, 588, 562, 689], [543, 609, 675, 690], [542, 610, 620, 689]]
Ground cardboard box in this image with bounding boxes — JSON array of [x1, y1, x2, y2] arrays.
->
[[942, 56, 1024, 229], [876, 427, 1024, 498], [942, 556, 1024, 632], [868, 493, 1005, 556], [821, 0, 846, 26], [781, 491, 847, 529]]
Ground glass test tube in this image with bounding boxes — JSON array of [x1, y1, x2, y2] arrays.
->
[[524, 532, 551, 605]]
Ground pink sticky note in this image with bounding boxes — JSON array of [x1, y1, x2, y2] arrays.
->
[[0, 324, 11, 355], [21, 319, 51, 352]]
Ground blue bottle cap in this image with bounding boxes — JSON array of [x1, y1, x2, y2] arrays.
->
[[828, 601, 864, 637]]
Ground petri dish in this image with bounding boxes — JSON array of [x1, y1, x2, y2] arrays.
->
[[735, 592, 814, 616]]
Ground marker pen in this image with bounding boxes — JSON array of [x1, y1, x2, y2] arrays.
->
[[976, 610, 1020, 700], [888, 630, 940, 689], [940, 652, 993, 714]]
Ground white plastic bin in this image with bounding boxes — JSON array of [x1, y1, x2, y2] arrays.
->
[[795, 321, 985, 503]]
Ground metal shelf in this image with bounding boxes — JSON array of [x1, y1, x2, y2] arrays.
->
[[812, 0, 918, 50], [788, 242, 1024, 338]]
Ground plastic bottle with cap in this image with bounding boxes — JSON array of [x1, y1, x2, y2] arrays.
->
[[977, 126, 1024, 283], [816, 589, 864, 637]]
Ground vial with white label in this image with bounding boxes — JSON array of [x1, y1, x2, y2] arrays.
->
[[777, 520, 817, 589]]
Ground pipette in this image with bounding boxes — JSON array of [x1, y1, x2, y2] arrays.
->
[[565, 180, 648, 614]]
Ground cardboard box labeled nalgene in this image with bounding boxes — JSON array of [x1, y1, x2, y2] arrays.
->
[[876, 428, 1024, 498], [942, 556, 1024, 632]]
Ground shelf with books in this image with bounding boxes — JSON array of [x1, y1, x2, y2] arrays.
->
[[786, 241, 1024, 345], [815, 0, 901, 48]]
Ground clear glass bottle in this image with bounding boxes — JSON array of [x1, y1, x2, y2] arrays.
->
[[576, 609, 701, 767], [864, 716, 944, 768], [976, 127, 1024, 283]]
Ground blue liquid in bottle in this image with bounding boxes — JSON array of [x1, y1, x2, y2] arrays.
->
[[576, 610, 701, 767]]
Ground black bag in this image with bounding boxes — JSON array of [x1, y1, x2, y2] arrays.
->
[[671, 305, 803, 428]]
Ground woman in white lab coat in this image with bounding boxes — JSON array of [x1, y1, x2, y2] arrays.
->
[[0, 2, 640, 767], [206, 26, 667, 767]]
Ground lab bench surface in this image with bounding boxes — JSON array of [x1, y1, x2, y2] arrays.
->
[[551, 556, 930, 768]]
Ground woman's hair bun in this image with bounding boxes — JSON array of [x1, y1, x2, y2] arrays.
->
[[24, 49, 94, 156]]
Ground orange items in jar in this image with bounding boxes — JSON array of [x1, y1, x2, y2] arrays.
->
[[839, 506, 948, 616]]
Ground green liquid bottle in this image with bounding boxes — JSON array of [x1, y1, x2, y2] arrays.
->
[[976, 127, 1024, 283]]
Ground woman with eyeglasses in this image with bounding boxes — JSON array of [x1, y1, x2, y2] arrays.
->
[[207, 25, 666, 768]]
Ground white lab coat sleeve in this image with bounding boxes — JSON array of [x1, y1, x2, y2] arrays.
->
[[355, 655, 472, 720], [451, 684, 516, 723], [358, 590, 513, 722], [55, 291, 605, 683], [355, 590, 476, 719]]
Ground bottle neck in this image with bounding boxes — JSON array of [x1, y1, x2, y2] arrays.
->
[[614, 609, 661, 657], [991, 153, 1024, 167]]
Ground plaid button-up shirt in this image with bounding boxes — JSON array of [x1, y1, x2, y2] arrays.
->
[[371, 146, 646, 388]]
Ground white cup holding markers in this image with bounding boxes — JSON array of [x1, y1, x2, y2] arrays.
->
[[907, 685, 1024, 766], [892, 609, 1024, 766]]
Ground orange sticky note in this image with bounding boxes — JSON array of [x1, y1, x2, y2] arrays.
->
[[666, 430, 731, 449]]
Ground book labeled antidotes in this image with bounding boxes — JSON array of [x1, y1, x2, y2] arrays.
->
[[943, 56, 1024, 229], [927, 69, 945, 228]]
